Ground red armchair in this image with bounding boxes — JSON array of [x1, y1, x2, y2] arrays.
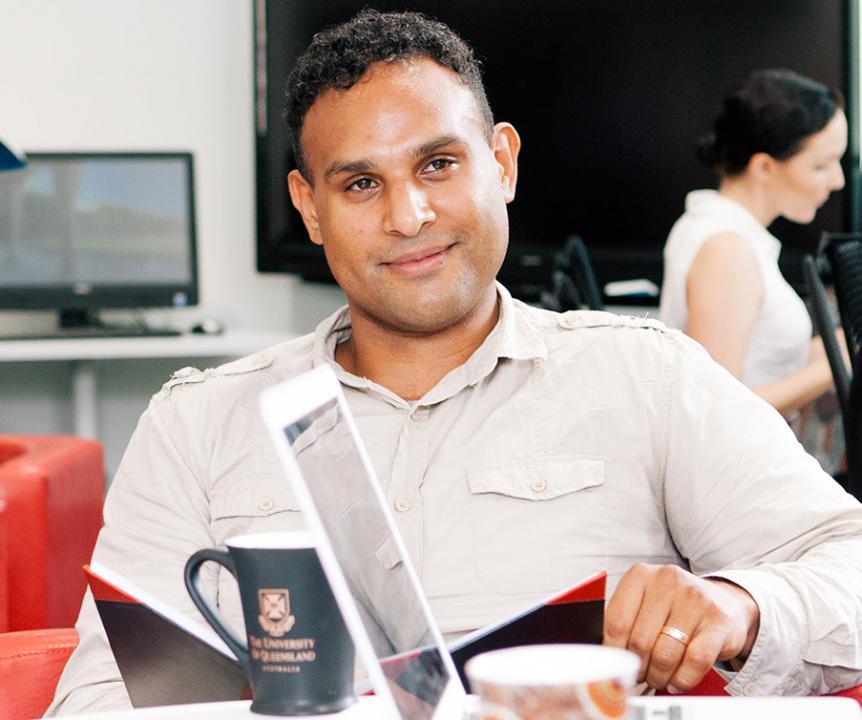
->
[[0, 434, 104, 630], [0, 628, 78, 720]]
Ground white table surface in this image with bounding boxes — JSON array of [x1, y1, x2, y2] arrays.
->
[[0, 330, 294, 438], [62, 698, 382, 720], [0, 330, 294, 362], [61, 695, 861, 719]]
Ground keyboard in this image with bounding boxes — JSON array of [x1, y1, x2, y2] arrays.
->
[[0, 325, 182, 340]]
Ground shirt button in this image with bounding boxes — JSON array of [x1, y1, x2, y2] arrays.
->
[[394, 499, 411, 513], [411, 407, 430, 422], [531, 479, 547, 493], [743, 682, 758, 696], [258, 497, 274, 512]]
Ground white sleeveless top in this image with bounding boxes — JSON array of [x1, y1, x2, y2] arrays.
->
[[659, 190, 811, 388]]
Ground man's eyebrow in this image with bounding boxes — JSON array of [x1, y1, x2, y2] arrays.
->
[[413, 135, 463, 158], [322, 136, 464, 180], [323, 158, 379, 181]]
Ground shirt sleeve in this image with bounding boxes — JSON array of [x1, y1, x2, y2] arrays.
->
[[46, 393, 218, 715], [662, 332, 862, 695]]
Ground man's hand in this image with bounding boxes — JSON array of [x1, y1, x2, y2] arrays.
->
[[603, 564, 760, 692]]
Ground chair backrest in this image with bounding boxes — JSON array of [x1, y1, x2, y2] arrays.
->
[[558, 235, 605, 311], [0, 628, 78, 720], [803, 254, 851, 420], [541, 235, 605, 312], [823, 235, 862, 375], [0, 435, 104, 630], [844, 360, 862, 500]]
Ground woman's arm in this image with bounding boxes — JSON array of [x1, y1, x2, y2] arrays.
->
[[685, 233, 832, 416], [751, 338, 833, 415], [685, 232, 763, 377]]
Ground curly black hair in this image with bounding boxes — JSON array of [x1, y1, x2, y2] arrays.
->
[[697, 68, 844, 176], [284, 8, 494, 178]]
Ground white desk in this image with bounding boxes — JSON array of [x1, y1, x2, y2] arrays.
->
[[66, 698, 383, 719], [62, 695, 862, 719], [0, 331, 294, 439]]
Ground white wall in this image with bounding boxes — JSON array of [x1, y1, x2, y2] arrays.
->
[[0, 0, 346, 476]]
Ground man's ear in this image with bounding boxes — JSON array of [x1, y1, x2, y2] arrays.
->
[[287, 169, 323, 246], [491, 122, 521, 203]]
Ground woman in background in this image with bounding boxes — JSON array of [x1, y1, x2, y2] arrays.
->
[[660, 68, 847, 417]]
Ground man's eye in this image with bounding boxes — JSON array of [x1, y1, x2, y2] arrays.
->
[[425, 158, 454, 173], [347, 177, 376, 191]]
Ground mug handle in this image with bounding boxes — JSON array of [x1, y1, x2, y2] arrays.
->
[[184, 548, 250, 670]]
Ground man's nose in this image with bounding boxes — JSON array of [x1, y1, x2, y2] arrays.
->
[[383, 182, 436, 237]]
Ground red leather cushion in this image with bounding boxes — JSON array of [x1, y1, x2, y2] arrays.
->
[[0, 628, 78, 720], [0, 435, 104, 629], [0, 495, 8, 633]]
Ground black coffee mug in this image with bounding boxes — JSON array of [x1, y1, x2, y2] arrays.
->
[[184, 531, 356, 716]]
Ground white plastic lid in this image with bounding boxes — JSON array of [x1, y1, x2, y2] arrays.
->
[[465, 644, 640, 687]]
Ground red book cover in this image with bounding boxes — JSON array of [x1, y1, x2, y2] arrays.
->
[[87, 563, 605, 705], [85, 562, 250, 708], [448, 571, 606, 688]]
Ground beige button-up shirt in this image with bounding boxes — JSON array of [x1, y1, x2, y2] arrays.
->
[[49, 284, 862, 714]]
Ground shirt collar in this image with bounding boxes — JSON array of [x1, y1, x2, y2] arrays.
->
[[310, 281, 548, 403]]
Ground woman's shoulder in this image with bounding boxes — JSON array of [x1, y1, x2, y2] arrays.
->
[[666, 190, 758, 260]]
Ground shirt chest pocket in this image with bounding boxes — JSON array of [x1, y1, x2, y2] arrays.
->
[[466, 456, 608, 595], [209, 476, 305, 629]]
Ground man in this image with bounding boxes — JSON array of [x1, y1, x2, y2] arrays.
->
[[49, 9, 862, 714]]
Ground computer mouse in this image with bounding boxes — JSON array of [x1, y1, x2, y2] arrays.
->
[[190, 319, 224, 335]]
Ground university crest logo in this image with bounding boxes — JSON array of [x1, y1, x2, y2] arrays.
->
[[257, 588, 296, 637]]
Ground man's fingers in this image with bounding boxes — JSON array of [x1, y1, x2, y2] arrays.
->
[[667, 625, 726, 693], [603, 567, 648, 649], [644, 622, 697, 690], [606, 565, 676, 680]]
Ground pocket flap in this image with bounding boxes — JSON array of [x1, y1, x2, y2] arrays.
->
[[374, 537, 404, 570], [467, 456, 605, 501], [210, 476, 300, 520]]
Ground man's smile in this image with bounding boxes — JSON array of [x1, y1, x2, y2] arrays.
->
[[382, 243, 455, 276]]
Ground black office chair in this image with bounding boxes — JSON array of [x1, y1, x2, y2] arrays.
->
[[540, 235, 604, 312], [805, 234, 862, 499], [803, 254, 851, 420], [823, 234, 862, 373]]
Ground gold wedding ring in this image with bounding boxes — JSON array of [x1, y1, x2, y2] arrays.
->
[[659, 625, 690, 647]]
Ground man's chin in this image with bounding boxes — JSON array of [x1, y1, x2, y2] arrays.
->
[[374, 296, 477, 336]]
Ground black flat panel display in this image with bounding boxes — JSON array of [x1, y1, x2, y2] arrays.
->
[[255, 1, 854, 300], [0, 152, 198, 324]]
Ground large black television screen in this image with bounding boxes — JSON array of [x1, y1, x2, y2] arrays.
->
[[255, 0, 856, 301]]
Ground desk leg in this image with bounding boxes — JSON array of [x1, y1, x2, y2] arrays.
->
[[71, 360, 99, 439]]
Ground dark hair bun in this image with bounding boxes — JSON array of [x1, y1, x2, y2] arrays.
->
[[699, 68, 843, 176]]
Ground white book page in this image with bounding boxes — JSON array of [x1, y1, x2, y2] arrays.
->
[[89, 560, 237, 661]]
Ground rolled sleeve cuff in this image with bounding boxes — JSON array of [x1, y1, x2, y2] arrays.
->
[[706, 569, 806, 696]]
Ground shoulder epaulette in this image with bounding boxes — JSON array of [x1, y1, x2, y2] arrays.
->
[[155, 351, 276, 398]]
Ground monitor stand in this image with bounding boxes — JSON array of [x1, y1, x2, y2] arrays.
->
[[0, 309, 182, 341]]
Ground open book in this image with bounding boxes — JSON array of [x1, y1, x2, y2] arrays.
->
[[86, 562, 606, 708]]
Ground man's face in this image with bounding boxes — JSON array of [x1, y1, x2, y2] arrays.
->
[[288, 59, 520, 336]]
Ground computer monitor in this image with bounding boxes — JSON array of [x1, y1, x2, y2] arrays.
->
[[0, 151, 198, 333]]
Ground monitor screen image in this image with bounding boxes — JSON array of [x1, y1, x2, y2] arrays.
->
[[0, 152, 197, 330]]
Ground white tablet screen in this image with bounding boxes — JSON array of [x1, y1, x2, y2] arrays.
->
[[283, 397, 451, 718]]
